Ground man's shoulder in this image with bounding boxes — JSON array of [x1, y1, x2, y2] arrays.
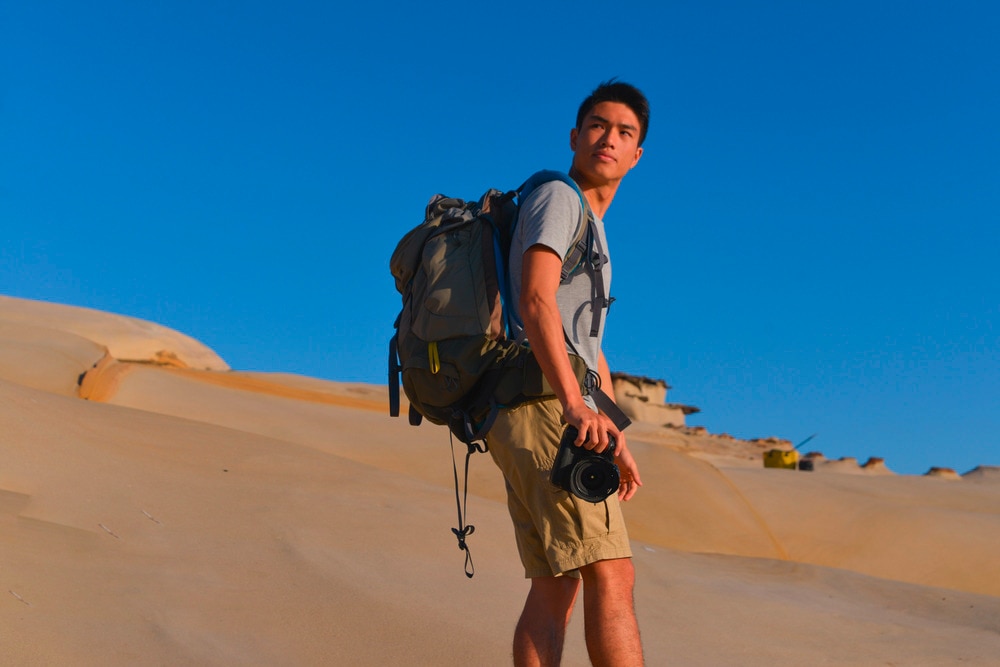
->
[[522, 170, 578, 197], [519, 170, 580, 200], [527, 178, 577, 199], [520, 178, 583, 220]]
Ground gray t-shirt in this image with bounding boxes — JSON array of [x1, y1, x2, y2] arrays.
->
[[507, 180, 612, 381]]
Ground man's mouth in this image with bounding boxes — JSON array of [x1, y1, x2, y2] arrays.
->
[[594, 152, 615, 162]]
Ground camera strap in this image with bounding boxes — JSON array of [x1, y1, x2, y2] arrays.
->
[[449, 431, 486, 578], [584, 370, 632, 432], [592, 386, 631, 431]]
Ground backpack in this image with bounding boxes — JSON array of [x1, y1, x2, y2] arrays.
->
[[387, 170, 626, 577], [388, 170, 601, 442]]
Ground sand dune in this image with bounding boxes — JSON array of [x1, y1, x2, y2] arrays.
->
[[2, 295, 999, 665], [0, 295, 228, 371]]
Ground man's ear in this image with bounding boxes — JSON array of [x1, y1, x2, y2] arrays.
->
[[569, 127, 578, 152], [630, 146, 644, 169]]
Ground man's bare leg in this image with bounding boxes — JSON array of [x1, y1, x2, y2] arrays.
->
[[513, 575, 581, 667], [580, 558, 643, 666]]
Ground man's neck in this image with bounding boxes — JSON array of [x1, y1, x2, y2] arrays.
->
[[569, 168, 619, 219]]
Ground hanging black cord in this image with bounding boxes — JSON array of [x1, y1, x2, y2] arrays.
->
[[450, 431, 487, 578]]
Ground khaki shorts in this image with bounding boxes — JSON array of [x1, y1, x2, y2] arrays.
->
[[485, 398, 632, 578]]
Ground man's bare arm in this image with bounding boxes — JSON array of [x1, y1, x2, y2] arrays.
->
[[520, 245, 620, 452]]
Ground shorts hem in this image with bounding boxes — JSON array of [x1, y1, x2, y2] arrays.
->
[[522, 545, 634, 579], [553, 545, 633, 576]]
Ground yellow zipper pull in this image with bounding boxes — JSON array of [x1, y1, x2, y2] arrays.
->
[[428, 341, 441, 374]]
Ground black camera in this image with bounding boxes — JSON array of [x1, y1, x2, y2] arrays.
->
[[550, 425, 620, 503]]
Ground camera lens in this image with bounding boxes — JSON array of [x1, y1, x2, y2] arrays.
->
[[569, 458, 620, 503]]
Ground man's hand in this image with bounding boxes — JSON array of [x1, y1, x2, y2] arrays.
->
[[562, 400, 619, 453], [615, 439, 642, 501]]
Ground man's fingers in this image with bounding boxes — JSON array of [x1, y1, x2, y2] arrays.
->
[[618, 474, 641, 501], [574, 421, 600, 450], [569, 414, 619, 453]]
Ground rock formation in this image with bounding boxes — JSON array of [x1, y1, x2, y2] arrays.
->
[[611, 372, 700, 426]]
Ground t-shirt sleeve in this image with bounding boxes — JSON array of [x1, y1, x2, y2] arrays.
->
[[517, 181, 584, 259]]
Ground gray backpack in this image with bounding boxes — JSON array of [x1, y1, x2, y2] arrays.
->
[[388, 171, 606, 443]]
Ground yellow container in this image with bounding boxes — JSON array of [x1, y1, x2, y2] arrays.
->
[[763, 449, 799, 469]]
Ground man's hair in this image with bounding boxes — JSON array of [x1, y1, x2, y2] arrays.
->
[[576, 79, 650, 146]]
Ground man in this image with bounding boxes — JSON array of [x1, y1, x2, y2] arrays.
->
[[484, 80, 648, 666]]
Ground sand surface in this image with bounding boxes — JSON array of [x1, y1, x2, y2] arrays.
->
[[2, 295, 998, 666]]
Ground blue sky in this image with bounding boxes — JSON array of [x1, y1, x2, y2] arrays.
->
[[2, 1, 997, 475]]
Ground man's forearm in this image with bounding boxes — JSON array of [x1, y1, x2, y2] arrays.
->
[[520, 247, 589, 414], [522, 291, 587, 413]]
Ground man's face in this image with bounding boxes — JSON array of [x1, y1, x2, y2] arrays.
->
[[570, 101, 644, 188]]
